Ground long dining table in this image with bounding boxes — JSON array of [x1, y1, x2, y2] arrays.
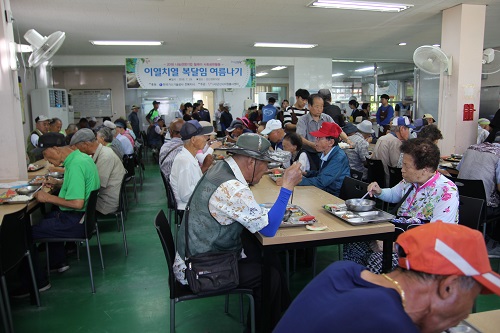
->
[[252, 175, 395, 332]]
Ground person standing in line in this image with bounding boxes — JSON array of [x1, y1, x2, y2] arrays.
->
[[146, 100, 160, 126], [128, 105, 141, 138], [262, 97, 277, 122], [376, 94, 394, 136]]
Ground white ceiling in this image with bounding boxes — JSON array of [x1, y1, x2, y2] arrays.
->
[[9, 0, 500, 78]]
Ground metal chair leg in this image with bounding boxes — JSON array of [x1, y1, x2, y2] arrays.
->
[[85, 239, 96, 293], [95, 225, 105, 270], [170, 299, 175, 333], [45, 243, 50, 277], [26, 250, 41, 307], [247, 294, 255, 333], [0, 276, 13, 333], [133, 177, 138, 203], [120, 212, 128, 256], [0, 278, 10, 333], [239, 294, 244, 324], [224, 294, 229, 314]]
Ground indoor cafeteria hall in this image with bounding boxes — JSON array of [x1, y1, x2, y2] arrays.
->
[[2, 0, 500, 332]]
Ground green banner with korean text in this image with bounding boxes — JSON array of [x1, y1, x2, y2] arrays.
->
[[126, 57, 255, 89]]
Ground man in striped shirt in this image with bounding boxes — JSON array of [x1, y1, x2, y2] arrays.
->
[[282, 89, 309, 132]]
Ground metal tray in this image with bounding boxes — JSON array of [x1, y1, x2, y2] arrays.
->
[[268, 174, 282, 182], [324, 205, 395, 225], [260, 203, 316, 227], [29, 176, 46, 185], [443, 320, 481, 333], [27, 164, 44, 172], [0, 195, 35, 205]]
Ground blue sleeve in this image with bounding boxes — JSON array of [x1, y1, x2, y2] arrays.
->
[[386, 106, 394, 123], [376, 108, 381, 124], [260, 187, 292, 237]]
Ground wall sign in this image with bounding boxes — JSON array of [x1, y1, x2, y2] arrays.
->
[[126, 57, 255, 89]]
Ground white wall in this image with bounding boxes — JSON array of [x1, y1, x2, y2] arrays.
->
[[52, 68, 126, 120], [0, 0, 29, 180]]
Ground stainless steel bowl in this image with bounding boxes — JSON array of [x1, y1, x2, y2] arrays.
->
[[47, 172, 64, 179], [451, 153, 463, 159], [345, 199, 376, 212], [16, 185, 40, 195], [268, 162, 281, 169]]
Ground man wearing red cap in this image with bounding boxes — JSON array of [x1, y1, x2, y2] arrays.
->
[[275, 221, 500, 333], [298, 121, 350, 196]]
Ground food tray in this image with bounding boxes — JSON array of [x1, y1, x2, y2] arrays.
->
[[268, 174, 282, 182], [260, 203, 316, 228], [323, 204, 395, 225], [0, 195, 35, 204], [443, 157, 461, 163], [29, 176, 46, 185], [27, 164, 44, 172], [444, 320, 481, 333]]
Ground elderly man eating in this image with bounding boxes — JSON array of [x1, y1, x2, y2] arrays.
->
[[70, 128, 126, 215], [275, 222, 500, 333], [173, 133, 303, 331]]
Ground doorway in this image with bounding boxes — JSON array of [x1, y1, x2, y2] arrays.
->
[[193, 91, 215, 121]]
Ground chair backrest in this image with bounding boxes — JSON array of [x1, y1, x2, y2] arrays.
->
[[366, 159, 386, 187], [141, 130, 149, 147], [160, 171, 178, 211], [339, 177, 369, 200], [388, 166, 403, 188], [118, 175, 127, 212], [454, 178, 487, 201], [350, 169, 363, 180], [154, 210, 176, 299], [458, 195, 484, 230], [123, 154, 136, 176], [84, 189, 100, 239], [0, 207, 28, 273]]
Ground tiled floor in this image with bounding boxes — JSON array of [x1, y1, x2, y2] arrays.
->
[[9, 157, 500, 332]]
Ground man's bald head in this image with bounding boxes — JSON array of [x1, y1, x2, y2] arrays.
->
[[169, 118, 185, 138]]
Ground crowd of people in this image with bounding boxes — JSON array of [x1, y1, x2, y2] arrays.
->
[[22, 93, 500, 332]]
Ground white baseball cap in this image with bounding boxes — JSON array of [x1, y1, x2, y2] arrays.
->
[[261, 119, 282, 135]]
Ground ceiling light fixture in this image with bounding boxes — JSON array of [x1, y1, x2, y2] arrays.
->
[[256, 72, 268, 77], [254, 42, 317, 49], [398, 42, 407, 46], [332, 73, 344, 77], [355, 66, 375, 72], [309, 0, 413, 12], [432, 44, 441, 47], [332, 59, 365, 63], [271, 66, 288, 71], [90, 40, 164, 46]]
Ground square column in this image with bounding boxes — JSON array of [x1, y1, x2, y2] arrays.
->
[[438, 4, 486, 155]]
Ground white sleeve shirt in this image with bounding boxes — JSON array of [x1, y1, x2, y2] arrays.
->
[[170, 147, 203, 210]]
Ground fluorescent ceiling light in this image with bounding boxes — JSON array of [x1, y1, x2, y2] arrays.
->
[[355, 66, 375, 72], [332, 59, 365, 63], [254, 42, 317, 49], [271, 66, 287, 71], [398, 42, 407, 46], [256, 72, 268, 77], [90, 40, 164, 46], [309, 1, 413, 13], [433, 44, 441, 47], [332, 73, 344, 77]]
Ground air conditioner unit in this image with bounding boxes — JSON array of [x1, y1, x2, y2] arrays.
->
[[30, 88, 70, 128]]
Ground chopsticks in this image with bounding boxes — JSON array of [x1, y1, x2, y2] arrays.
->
[[30, 185, 44, 197]]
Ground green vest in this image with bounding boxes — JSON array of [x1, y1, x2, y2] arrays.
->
[[177, 161, 244, 259], [26, 129, 43, 163]]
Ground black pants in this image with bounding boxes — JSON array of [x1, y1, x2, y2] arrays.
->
[[239, 229, 290, 331]]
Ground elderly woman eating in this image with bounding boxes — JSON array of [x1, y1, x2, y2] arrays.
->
[[344, 138, 459, 273]]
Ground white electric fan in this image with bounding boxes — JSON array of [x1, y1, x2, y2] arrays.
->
[[413, 45, 452, 75], [482, 48, 500, 75], [22, 29, 66, 67]]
